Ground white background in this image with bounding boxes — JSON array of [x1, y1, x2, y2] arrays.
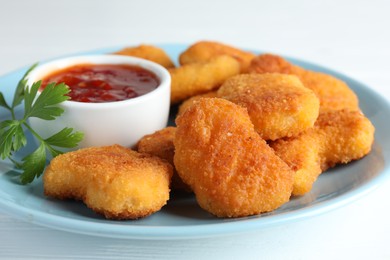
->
[[0, 0, 389, 259]]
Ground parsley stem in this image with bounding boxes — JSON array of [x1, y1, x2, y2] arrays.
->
[[11, 110, 16, 120], [22, 122, 45, 143], [22, 122, 63, 158]]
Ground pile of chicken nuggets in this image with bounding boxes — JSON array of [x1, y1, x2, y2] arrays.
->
[[43, 41, 375, 219]]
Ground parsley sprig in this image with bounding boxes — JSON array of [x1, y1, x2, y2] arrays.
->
[[0, 64, 84, 184]]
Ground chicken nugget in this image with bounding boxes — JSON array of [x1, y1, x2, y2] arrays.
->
[[270, 129, 323, 196], [316, 109, 375, 171], [114, 44, 175, 69], [177, 90, 218, 117], [217, 73, 320, 140], [248, 54, 359, 111], [174, 98, 294, 217], [170, 55, 240, 104], [271, 109, 374, 196], [44, 145, 173, 219], [137, 127, 190, 192], [179, 41, 255, 72]]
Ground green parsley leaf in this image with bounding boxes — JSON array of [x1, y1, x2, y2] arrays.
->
[[24, 81, 70, 120], [0, 92, 11, 111], [45, 127, 84, 148], [45, 146, 63, 159], [12, 63, 38, 109], [19, 143, 47, 185], [0, 120, 26, 159]]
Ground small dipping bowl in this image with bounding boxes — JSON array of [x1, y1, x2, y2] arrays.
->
[[26, 55, 171, 149]]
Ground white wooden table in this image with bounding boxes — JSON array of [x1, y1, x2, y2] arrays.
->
[[0, 0, 389, 259]]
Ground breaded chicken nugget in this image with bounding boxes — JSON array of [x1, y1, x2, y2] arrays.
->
[[248, 54, 359, 111], [217, 73, 320, 140], [179, 41, 255, 72], [174, 98, 294, 217], [271, 109, 374, 196], [316, 109, 375, 171], [114, 44, 175, 69], [270, 129, 323, 196], [44, 145, 173, 219], [137, 127, 190, 192], [177, 90, 218, 117], [170, 55, 240, 104]]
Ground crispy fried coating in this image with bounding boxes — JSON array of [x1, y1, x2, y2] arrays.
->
[[270, 129, 323, 196], [179, 41, 256, 72], [316, 109, 375, 171], [137, 127, 190, 192], [177, 91, 218, 117], [170, 55, 240, 104], [248, 54, 359, 111], [114, 44, 175, 69], [217, 73, 320, 140], [271, 109, 375, 196], [174, 98, 294, 217], [43, 145, 173, 219]]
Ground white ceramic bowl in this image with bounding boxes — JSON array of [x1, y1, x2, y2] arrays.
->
[[26, 55, 171, 149]]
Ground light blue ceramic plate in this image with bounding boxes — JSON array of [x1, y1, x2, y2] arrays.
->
[[0, 44, 389, 240]]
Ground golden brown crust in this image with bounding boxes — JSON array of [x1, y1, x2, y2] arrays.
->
[[316, 109, 375, 170], [114, 44, 175, 69], [271, 109, 375, 196], [270, 129, 323, 196], [174, 98, 294, 217], [217, 73, 320, 140], [248, 54, 359, 111], [169, 55, 240, 104], [137, 127, 191, 192], [179, 41, 256, 72], [44, 145, 173, 220], [177, 91, 218, 117]]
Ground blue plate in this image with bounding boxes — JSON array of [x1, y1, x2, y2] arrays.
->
[[0, 44, 389, 240]]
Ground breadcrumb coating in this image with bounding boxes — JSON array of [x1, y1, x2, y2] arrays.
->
[[170, 55, 240, 104], [249, 54, 359, 111], [271, 109, 374, 196], [179, 41, 256, 72], [218, 73, 320, 140], [44, 145, 173, 219], [174, 98, 294, 217], [114, 44, 175, 69], [137, 127, 191, 192]]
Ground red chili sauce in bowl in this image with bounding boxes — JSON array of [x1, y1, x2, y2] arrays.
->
[[40, 64, 159, 103]]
